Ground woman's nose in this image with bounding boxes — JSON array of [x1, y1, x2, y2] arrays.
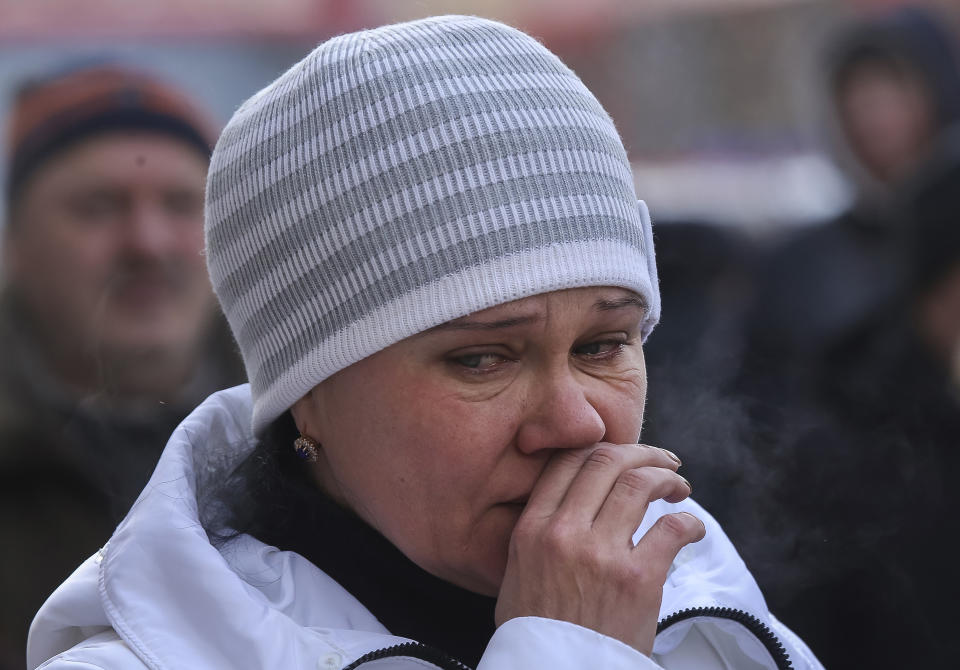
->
[[514, 369, 606, 454]]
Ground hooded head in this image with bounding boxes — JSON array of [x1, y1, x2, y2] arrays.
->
[[827, 7, 960, 184]]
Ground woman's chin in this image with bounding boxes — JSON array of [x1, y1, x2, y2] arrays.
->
[[431, 533, 511, 597]]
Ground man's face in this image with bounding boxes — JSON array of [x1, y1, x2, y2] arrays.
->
[[838, 64, 936, 184], [3, 132, 214, 369]]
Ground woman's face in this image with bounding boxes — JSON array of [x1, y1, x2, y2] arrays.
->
[[292, 286, 648, 596]]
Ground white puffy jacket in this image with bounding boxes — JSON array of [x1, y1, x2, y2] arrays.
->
[[28, 385, 823, 670]]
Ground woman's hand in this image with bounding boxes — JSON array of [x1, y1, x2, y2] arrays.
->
[[494, 443, 705, 655]]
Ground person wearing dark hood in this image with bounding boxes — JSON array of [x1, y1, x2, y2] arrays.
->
[[723, 9, 960, 667], [770, 131, 960, 670], [738, 6, 960, 414], [730, 89, 960, 670], [0, 65, 245, 669]]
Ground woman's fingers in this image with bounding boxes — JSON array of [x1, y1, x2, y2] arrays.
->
[[558, 446, 682, 526], [631, 511, 706, 574], [590, 467, 693, 540], [524, 443, 681, 521], [497, 442, 703, 656]]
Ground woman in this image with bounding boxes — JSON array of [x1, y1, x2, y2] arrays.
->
[[28, 16, 822, 670]]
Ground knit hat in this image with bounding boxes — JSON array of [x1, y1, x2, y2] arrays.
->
[[5, 64, 217, 205], [205, 15, 660, 435]]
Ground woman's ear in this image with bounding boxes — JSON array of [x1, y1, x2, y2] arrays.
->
[[289, 388, 317, 438]]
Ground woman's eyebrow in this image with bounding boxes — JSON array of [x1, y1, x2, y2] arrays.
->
[[594, 295, 648, 312], [428, 315, 539, 332], [429, 296, 647, 332]]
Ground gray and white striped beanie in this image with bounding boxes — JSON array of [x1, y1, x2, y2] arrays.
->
[[205, 15, 660, 435]]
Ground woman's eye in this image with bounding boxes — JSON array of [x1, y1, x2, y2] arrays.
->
[[453, 353, 505, 370], [575, 340, 625, 358]]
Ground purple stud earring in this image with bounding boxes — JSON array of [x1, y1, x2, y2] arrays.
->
[[293, 435, 320, 462]]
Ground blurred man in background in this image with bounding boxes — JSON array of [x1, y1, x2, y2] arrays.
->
[[0, 65, 244, 669], [729, 7, 960, 667], [739, 6, 960, 407], [744, 136, 960, 670]]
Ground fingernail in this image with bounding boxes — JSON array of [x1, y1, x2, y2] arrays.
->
[[679, 475, 692, 494], [660, 447, 682, 465]]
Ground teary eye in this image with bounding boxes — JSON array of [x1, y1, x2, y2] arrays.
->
[[574, 339, 626, 358], [454, 353, 504, 369]]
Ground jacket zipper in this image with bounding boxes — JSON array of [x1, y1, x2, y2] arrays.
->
[[342, 641, 473, 670], [657, 606, 794, 670], [344, 607, 793, 670]]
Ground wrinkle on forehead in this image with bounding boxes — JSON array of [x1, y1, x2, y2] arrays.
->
[[429, 287, 647, 333]]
